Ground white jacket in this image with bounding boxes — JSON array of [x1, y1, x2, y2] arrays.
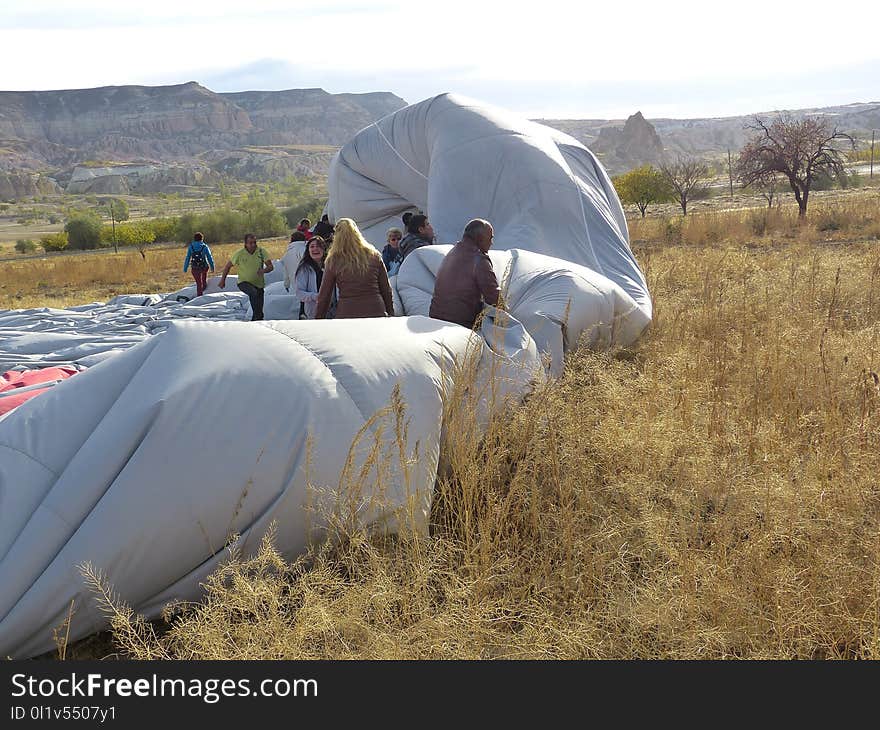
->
[[294, 266, 320, 319], [281, 241, 308, 291]]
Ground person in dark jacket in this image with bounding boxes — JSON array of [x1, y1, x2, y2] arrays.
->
[[398, 213, 434, 260], [381, 227, 404, 275], [429, 219, 501, 329], [182, 232, 215, 298], [313, 214, 334, 239], [315, 218, 393, 319]]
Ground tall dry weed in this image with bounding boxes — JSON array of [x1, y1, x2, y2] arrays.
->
[[75, 238, 880, 660]]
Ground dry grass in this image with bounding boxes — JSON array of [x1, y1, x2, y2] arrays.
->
[[9, 187, 877, 659], [69, 233, 880, 660], [0, 238, 289, 309], [629, 191, 880, 246]]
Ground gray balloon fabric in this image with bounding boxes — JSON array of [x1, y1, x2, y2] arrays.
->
[[0, 94, 652, 657], [0, 316, 541, 658], [327, 93, 651, 325], [393, 245, 651, 376]]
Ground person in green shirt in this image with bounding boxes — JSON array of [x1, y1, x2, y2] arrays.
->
[[218, 233, 274, 321]]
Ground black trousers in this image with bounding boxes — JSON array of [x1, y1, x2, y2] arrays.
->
[[237, 282, 265, 321]]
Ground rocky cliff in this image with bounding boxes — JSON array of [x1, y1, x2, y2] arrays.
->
[[65, 163, 223, 195], [205, 147, 338, 183], [221, 88, 402, 146], [541, 101, 880, 174], [0, 83, 251, 160], [589, 112, 663, 172], [0, 82, 406, 194], [2, 82, 876, 194], [0, 171, 60, 201]]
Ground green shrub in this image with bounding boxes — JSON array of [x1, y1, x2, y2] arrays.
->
[[283, 197, 326, 229], [199, 208, 248, 244], [151, 217, 178, 243], [236, 194, 287, 239], [40, 232, 69, 252], [65, 212, 103, 249], [14, 238, 37, 253], [174, 213, 199, 244], [841, 170, 863, 189], [172, 203, 286, 245]]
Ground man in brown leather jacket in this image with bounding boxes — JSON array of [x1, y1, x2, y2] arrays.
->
[[429, 219, 501, 329]]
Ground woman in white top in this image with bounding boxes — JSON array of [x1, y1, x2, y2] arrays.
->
[[282, 231, 309, 292], [294, 237, 333, 319]]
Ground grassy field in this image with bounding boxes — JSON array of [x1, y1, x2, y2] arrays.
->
[[7, 193, 880, 660], [0, 238, 290, 309]]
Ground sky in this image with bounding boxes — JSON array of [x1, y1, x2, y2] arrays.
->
[[1, 0, 878, 120]]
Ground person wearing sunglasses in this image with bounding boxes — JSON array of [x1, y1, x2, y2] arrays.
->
[[382, 226, 404, 276]]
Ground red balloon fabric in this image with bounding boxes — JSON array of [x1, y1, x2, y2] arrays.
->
[[0, 367, 78, 416]]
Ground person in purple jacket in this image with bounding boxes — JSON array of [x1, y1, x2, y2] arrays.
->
[[183, 232, 215, 298]]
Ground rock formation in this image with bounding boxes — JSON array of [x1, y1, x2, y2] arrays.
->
[[0, 171, 61, 201], [65, 163, 222, 194], [0, 82, 406, 196], [589, 112, 664, 174]]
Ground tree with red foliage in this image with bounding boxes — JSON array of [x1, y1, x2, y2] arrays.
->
[[736, 116, 853, 218]]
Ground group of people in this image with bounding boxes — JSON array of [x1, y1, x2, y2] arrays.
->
[[380, 212, 436, 276], [182, 212, 500, 330]]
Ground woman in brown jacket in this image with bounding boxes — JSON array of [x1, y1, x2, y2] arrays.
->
[[315, 218, 394, 319]]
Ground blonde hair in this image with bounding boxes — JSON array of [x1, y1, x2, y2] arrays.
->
[[386, 227, 403, 241], [325, 218, 379, 276]]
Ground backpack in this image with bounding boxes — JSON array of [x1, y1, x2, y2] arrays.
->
[[190, 244, 207, 270]]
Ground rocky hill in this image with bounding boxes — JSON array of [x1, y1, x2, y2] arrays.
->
[[1, 82, 877, 196], [0, 82, 407, 197], [540, 101, 880, 175], [588, 112, 664, 171], [222, 89, 405, 147], [0, 171, 61, 200]]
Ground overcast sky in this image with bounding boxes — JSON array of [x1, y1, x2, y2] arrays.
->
[[1, 0, 877, 120]]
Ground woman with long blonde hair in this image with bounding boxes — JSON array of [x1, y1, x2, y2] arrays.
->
[[315, 218, 394, 319]]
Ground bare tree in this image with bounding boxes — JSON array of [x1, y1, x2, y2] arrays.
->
[[658, 155, 709, 216], [741, 168, 786, 208], [736, 115, 854, 218]]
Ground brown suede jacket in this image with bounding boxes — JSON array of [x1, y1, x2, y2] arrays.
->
[[315, 254, 394, 319], [429, 238, 500, 328]]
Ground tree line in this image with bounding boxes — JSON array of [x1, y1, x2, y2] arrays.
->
[[37, 191, 326, 256], [613, 115, 858, 219]]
